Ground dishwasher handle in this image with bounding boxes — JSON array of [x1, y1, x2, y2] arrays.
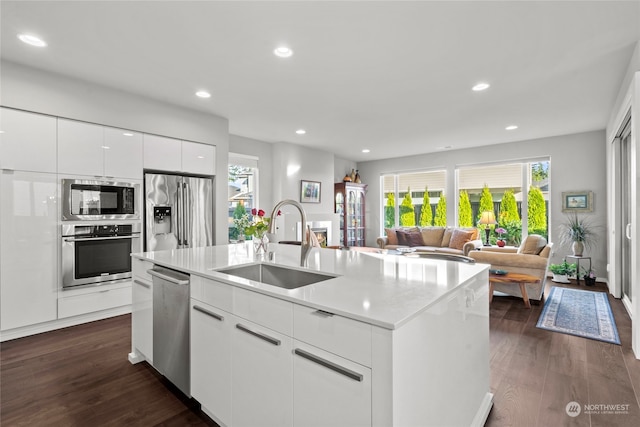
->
[[147, 268, 189, 285]]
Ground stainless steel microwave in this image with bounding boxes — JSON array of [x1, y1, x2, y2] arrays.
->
[[61, 179, 140, 221]]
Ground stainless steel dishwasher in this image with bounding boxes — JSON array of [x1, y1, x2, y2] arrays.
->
[[148, 266, 190, 396]]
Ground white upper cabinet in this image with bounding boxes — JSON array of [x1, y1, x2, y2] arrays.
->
[[182, 141, 216, 176], [58, 119, 143, 179], [103, 127, 143, 179], [0, 108, 57, 173], [58, 119, 104, 176], [143, 134, 215, 175], [143, 134, 182, 171]]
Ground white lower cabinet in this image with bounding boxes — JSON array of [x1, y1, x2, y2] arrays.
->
[[0, 170, 58, 331], [190, 299, 232, 427], [232, 318, 293, 427], [293, 340, 372, 427], [57, 282, 132, 319]]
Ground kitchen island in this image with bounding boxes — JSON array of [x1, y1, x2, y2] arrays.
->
[[130, 243, 493, 427]]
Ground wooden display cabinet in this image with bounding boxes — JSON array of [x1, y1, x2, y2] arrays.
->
[[334, 182, 367, 247]]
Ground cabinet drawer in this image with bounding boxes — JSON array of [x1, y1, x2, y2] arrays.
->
[[132, 258, 154, 283], [191, 276, 233, 313], [294, 304, 372, 367], [58, 285, 132, 319], [234, 287, 293, 336]]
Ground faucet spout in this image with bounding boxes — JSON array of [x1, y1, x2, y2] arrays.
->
[[269, 199, 311, 267]]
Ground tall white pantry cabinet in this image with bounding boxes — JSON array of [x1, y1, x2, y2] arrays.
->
[[0, 108, 58, 330]]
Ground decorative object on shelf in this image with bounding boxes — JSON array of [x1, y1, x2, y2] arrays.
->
[[549, 259, 575, 283], [478, 211, 497, 246], [495, 227, 506, 247], [343, 174, 352, 182], [562, 191, 593, 213], [355, 170, 362, 183], [558, 212, 596, 256], [300, 180, 321, 203], [350, 168, 356, 182]]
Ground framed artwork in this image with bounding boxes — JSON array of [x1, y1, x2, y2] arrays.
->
[[300, 180, 321, 203], [562, 191, 593, 212]]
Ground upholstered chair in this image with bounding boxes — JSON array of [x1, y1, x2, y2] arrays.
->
[[468, 235, 553, 302]]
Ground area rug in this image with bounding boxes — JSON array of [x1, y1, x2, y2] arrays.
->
[[536, 286, 620, 345]]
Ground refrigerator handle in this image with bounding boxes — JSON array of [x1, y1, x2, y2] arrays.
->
[[183, 182, 190, 247], [177, 183, 183, 246]]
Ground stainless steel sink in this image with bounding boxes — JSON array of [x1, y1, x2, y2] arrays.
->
[[216, 263, 335, 289]]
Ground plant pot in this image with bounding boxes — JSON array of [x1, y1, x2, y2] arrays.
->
[[583, 275, 596, 286], [496, 239, 505, 247], [552, 274, 570, 283], [572, 241, 584, 257]]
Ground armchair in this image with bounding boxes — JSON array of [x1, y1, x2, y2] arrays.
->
[[468, 235, 553, 302]]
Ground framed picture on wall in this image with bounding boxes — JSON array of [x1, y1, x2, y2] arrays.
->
[[300, 180, 321, 203], [562, 191, 593, 212]]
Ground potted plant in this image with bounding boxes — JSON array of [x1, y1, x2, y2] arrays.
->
[[582, 267, 597, 286], [549, 259, 576, 283], [558, 213, 596, 256]]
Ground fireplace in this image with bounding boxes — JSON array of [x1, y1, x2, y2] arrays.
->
[[310, 228, 328, 247]]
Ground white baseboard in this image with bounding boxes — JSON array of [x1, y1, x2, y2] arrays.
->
[[471, 392, 494, 427], [0, 305, 131, 342]]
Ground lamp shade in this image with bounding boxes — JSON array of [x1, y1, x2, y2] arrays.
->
[[478, 211, 497, 225]]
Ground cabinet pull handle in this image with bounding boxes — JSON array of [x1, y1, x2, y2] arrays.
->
[[294, 348, 364, 382], [133, 279, 150, 289], [313, 309, 334, 317], [147, 269, 189, 285], [193, 305, 224, 322], [236, 323, 281, 346]]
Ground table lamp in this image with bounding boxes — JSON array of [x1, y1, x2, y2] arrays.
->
[[479, 211, 497, 246]]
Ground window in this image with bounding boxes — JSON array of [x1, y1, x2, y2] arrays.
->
[[381, 170, 447, 231], [456, 160, 550, 245], [228, 154, 258, 242]]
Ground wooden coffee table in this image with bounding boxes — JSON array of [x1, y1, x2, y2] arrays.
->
[[489, 272, 540, 309]]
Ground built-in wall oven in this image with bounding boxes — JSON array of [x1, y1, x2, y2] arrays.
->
[[62, 179, 139, 221], [61, 223, 141, 289]]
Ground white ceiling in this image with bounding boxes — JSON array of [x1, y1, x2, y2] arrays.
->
[[1, 1, 639, 161]]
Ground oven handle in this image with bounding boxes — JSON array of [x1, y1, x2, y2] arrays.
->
[[63, 234, 140, 242]]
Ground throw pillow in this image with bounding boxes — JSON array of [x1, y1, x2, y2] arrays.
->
[[385, 228, 398, 246], [420, 227, 445, 246], [396, 229, 424, 247], [518, 235, 547, 255], [448, 229, 475, 250], [441, 228, 453, 247]]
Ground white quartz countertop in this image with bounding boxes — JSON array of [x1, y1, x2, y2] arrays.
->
[[132, 243, 489, 330]]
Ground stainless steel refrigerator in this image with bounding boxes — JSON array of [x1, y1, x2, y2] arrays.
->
[[144, 172, 214, 251]]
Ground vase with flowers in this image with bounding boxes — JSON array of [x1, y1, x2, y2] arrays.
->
[[243, 208, 281, 254], [495, 227, 507, 247]]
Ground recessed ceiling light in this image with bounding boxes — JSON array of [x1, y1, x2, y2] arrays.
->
[[195, 90, 211, 98], [362, 149, 370, 153], [472, 82, 490, 91], [122, 132, 134, 136], [197, 156, 205, 159], [295, 129, 306, 135], [274, 46, 293, 58], [101, 146, 110, 150], [18, 34, 47, 47], [505, 125, 518, 130]]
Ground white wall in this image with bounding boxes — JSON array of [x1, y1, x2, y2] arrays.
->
[[1, 60, 230, 244], [357, 130, 608, 276], [229, 134, 274, 210], [606, 40, 639, 358]]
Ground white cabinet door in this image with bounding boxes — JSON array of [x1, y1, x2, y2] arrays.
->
[[181, 141, 215, 176], [191, 300, 232, 426], [232, 319, 293, 427], [58, 119, 104, 176], [132, 278, 153, 362], [0, 171, 58, 330], [293, 340, 372, 427], [103, 127, 143, 179], [143, 134, 181, 171], [0, 108, 57, 173]]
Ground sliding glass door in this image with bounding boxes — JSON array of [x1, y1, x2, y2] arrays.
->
[[619, 116, 632, 304]]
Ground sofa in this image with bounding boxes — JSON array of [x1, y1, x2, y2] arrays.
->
[[468, 234, 553, 302], [376, 226, 484, 257]]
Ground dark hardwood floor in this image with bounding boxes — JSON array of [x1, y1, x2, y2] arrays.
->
[[1, 280, 639, 426]]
